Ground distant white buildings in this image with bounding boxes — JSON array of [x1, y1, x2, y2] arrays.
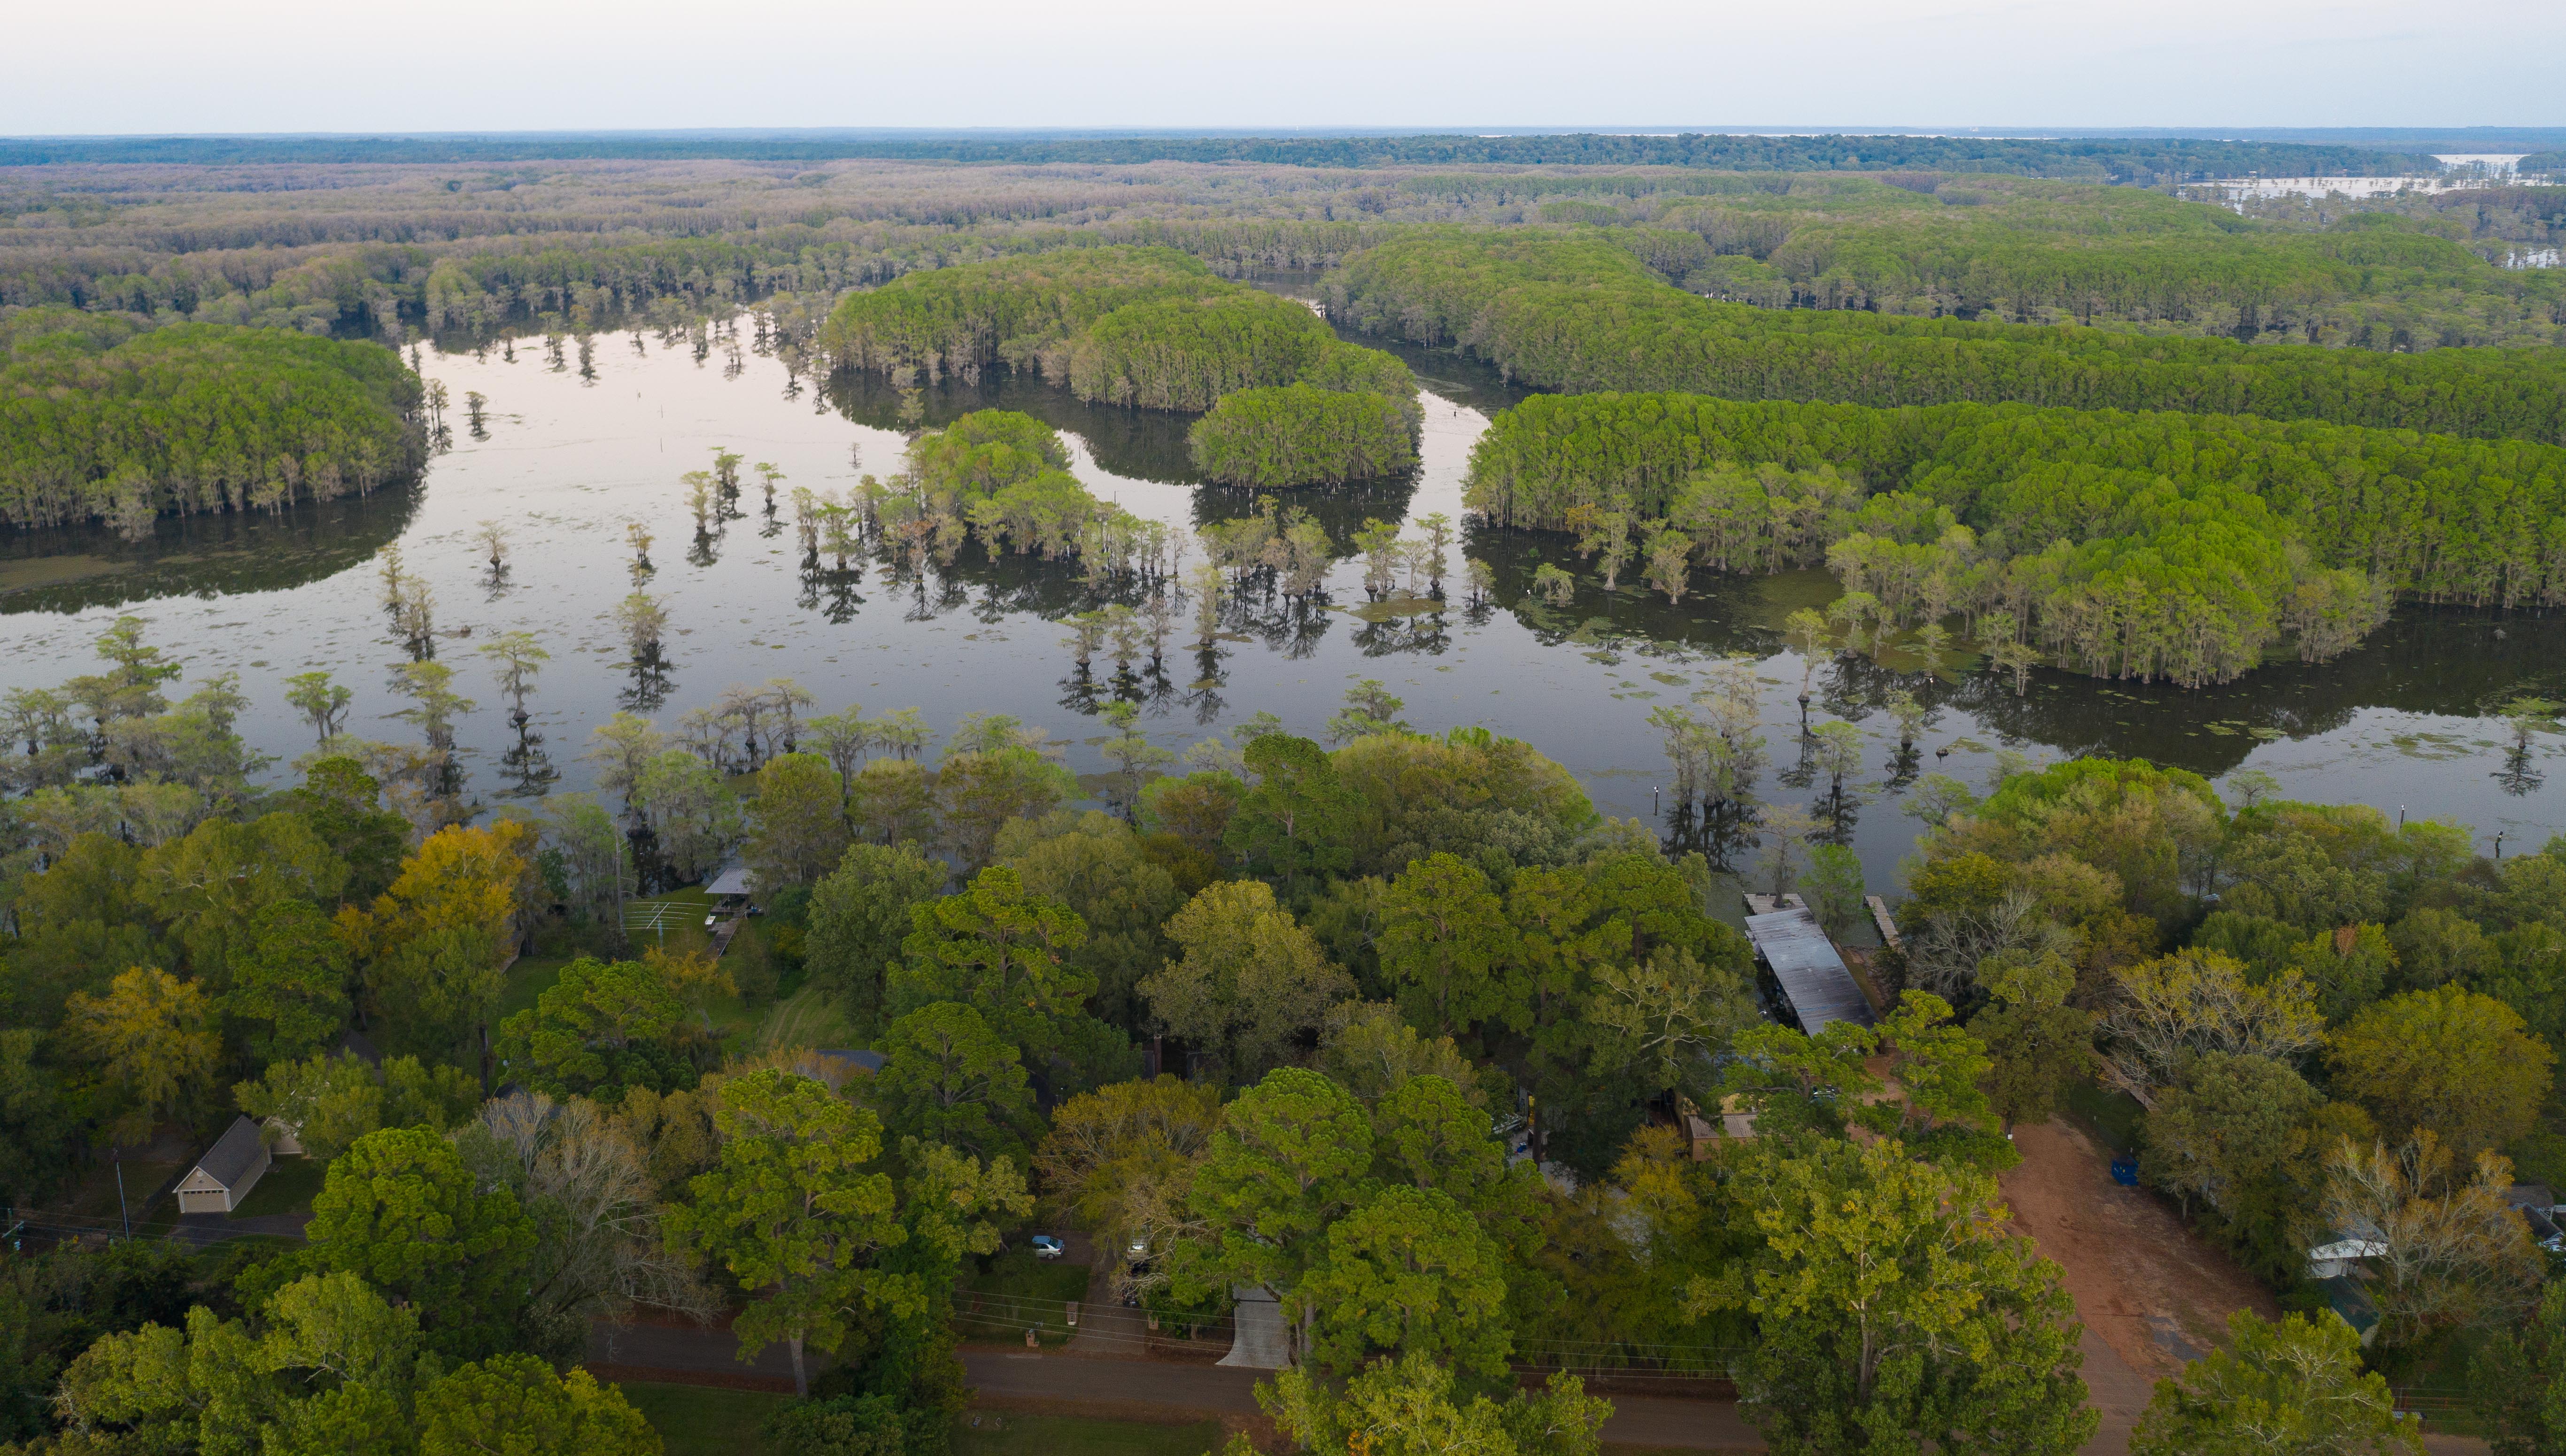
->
[[2188, 153, 2553, 205]]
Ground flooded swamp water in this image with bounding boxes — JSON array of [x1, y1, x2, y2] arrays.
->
[[3, 318, 2560, 904]]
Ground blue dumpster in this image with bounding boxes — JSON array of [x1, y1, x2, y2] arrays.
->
[[2109, 1156, 2139, 1187]]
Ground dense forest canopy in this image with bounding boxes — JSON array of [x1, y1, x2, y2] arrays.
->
[[0, 131, 2442, 180], [1324, 230, 2566, 439], [1188, 384, 1420, 487], [8, 161, 2557, 351], [1467, 391, 2566, 685], [819, 248, 1420, 475], [0, 306, 423, 532]]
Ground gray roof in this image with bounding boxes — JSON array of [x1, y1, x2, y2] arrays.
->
[[193, 1115, 268, 1190], [1745, 906, 1876, 1035], [704, 866, 755, 897]]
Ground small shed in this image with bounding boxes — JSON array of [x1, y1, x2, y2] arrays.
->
[[175, 1116, 271, 1216], [1744, 905, 1876, 1035]]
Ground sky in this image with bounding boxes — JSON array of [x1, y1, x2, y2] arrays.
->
[[7, 0, 2562, 136]]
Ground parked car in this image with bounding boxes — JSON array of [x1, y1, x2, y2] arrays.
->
[[1030, 1234, 1065, 1260]]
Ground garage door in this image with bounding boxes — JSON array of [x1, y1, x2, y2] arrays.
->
[[177, 1188, 227, 1215]]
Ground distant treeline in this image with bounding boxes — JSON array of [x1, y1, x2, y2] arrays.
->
[[0, 308, 422, 533], [0, 132, 2435, 182], [1545, 180, 2566, 347], [821, 247, 1419, 484], [10, 217, 1397, 340], [8, 163, 2554, 355], [1468, 391, 2566, 685], [1324, 231, 2566, 444]]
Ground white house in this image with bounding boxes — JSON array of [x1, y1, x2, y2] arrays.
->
[[174, 1116, 271, 1216]]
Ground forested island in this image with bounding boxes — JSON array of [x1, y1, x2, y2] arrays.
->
[[818, 248, 1420, 485], [0, 307, 424, 534], [1327, 229, 2566, 437], [1463, 391, 2566, 685]]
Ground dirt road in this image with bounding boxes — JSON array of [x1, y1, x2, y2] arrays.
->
[[2002, 1120, 2279, 1382]]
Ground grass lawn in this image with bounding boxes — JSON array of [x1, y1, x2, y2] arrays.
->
[[231, 1156, 325, 1220], [616, 1383, 784, 1456], [959, 1246, 1095, 1346], [2365, 1325, 2496, 1436], [749, 981, 856, 1054], [952, 1412, 1223, 1456], [48, 1157, 181, 1233], [495, 954, 574, 1022], [2064, 1080, 2145, 1157]]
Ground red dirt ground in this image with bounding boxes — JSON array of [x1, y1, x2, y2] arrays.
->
[[2001, 1118, 2280, 1380]]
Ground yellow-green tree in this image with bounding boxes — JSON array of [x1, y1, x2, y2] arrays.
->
[[1695, 1137, 2095, 1455], [2326, 986, 2555, 1155], [62, 966, 218, 1145], [2131, 1310, 2419, 1456]]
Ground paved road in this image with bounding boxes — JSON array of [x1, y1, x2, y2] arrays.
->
[[600, 1312, 2485, 1455], [959, 1351, 1763, 1451], [588, 1319, 798, 1382]]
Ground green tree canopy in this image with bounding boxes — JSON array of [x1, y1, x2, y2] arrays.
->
[[1300, 1184, 1513, 1379], [663, 1068, 902, 1396], [417, 1353, 660, 1456], [298, 1127, 538, 1361], [1140, 879, 1353, 1083], [1696, 1137, 2095, 1456], [1379, 853, 1523, 1039], [804, 841, 949, 1032], [889, 866, 1093, 1057], [2326, 986, 2555, 1154], [2130, 1310, 2419, 1456], [871, 1002, 1036, 1164]]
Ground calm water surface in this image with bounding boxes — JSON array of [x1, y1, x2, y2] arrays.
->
[[4, 321, 2560, 903]]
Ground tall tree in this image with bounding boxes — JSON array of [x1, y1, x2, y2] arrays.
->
[[2474, 1280, 2566, 1456], [1222, 734, 1359, 898], [222, 900, 353, 1062], [1695, 1137, 2095, 1456], [1260, 1350, 1611, 1456], [744, 752, 851, 890], [805, 842, 949, 1032], [1299, 1185, 1513, 1379], [871, 1002, 1037, 1164], [2326, 986, 2555, 1155], [417, 1354, 660, 1456], [296, 1127, 538, 1361], [664, 1069, 901, 1396], [1140, 879, 1353, 1083], [1033, 1076, 1223, 1256], [1174, 1066, 1375, 1360], [1379, 853, 1523, 1039], [889, 866, 1092, 1057], [2131, 1310, 2420, 1456], [62, 966, 218, 1145]]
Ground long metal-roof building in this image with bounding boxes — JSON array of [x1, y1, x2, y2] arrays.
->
[[1743, 905, 1876, 1035]]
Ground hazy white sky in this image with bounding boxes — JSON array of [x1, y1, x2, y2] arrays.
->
[[8, 0, 2560, 135]]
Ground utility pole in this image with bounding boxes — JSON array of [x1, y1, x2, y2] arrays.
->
[[113, 1148, 130, 1238]]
